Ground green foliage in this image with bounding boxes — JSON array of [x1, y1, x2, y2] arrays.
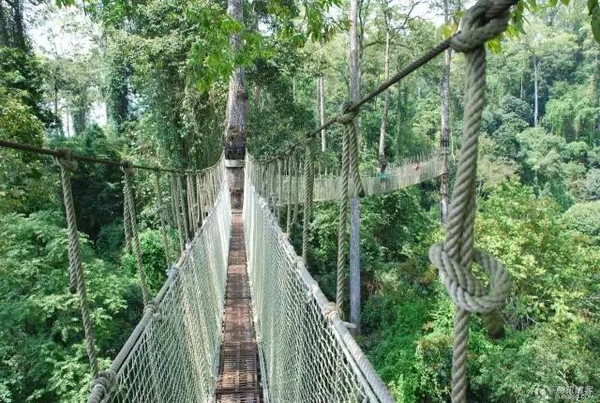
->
[[4, 0, 600, 401], [564, 201, 600, 242], [583, 168, 600, 200], [49, 125, 124, 241], [120, 228, 170, 294], [0, 211, 138, 402]]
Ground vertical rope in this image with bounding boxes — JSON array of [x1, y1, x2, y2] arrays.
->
[[171, 174, 185, 252], [336, 113, 353, 314], [196, 171, 204, 227], [346, 109, 364, 197], [153, 171, 172, 268], [187, 172, 197, 235], [55, 155, 99, 377], [292, 155, 301, 226], [177, 174, 190, 241], [428, 2, 513, 401], [286, 154, 293, 233], [302, 139, 315, 261], [277, 158, 283, 222], [123, 179, 133, 254], [123, 165, 150, 306]]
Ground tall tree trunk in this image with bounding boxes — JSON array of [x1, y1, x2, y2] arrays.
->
[[379, 10, 390, 173], [349, 0, 361, 332], [533, 55, 539, 127], [13, 0, 25, 50], [0, 1, 9, 47], [439, 0, 452, 225], [318, 74, 326, 152], [224, 0, 248, 209]]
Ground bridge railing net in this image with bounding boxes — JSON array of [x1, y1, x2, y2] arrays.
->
[[243, 154, 393, 403], [89, 159, 231, 403], [271, 150, 443, 205]]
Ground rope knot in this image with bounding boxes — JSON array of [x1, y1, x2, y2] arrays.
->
[[450, 0, 510, 53], [337, 108, 358, 126], [89, 370, 116, 401], [322, 302, 342, 321], [144, 300, 157, 315], [53, 149, 78, 171], [120, 161, 133, 174], [429, 242, 509, 317]]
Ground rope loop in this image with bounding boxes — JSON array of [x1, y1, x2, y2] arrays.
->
[[337, 105, 358, 125], [144, 300, 157, 315], [322, 302, 342, 322], [54, 149, 78, 171], [120, 160, 134, 175], [429, 243, 509, 314], [89, 370, 117, 402], [450, 0, 510, 53]]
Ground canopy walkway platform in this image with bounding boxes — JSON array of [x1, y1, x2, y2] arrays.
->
[[215, 212, 261, 402], [1, 1, 518, 400], [87, 156, 394, 402], [258, 151, 444, 206]]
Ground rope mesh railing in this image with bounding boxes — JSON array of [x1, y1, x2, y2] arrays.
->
[[268, 151, 444, 205], [88, 158, 231, 403], [243, 154, 394, 403]]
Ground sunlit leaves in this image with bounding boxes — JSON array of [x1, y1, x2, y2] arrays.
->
[[186, 4, 269, 93]]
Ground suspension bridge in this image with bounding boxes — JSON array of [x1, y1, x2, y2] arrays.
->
[[0, 0, 517, 401]]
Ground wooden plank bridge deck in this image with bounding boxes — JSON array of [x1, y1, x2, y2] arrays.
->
[[216, 212, 262, 402]]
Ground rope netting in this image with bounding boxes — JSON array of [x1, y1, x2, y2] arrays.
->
[[88, 158, 231, 402], [268, 150, 444, 205], [243, 154, 394, 403]]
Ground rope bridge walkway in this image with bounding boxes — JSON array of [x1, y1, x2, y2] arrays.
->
[[244, 157, 393, 402], [0, 0, 519, 401], [263, 151, 444, 205]]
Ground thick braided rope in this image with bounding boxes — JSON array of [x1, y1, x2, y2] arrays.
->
[[176, 174, 190, 241], [153, 172, 172, 268], [55, 156, 99, 377], [293, 155, 301, 226], [336, 112, 352, 314], [343, 109, 364, 197], [170, 174, 185, 251], [123, 179, 133, 255], [302, 139, 315, 261], [123, 166, 150, 306], [286, 154, 293, 233], [88, 370, 116, 403], [196, 172, 204, 227], [186, 173, 196, 235], [428, 1, 512, 401], [277, 158, 283, 221]]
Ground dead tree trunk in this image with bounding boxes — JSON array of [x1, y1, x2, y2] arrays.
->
[[224, 0, 248, 209]]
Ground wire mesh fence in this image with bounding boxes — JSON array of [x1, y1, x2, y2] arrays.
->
[[244, 154, 394, 403], [89, 159, 231, 403]]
